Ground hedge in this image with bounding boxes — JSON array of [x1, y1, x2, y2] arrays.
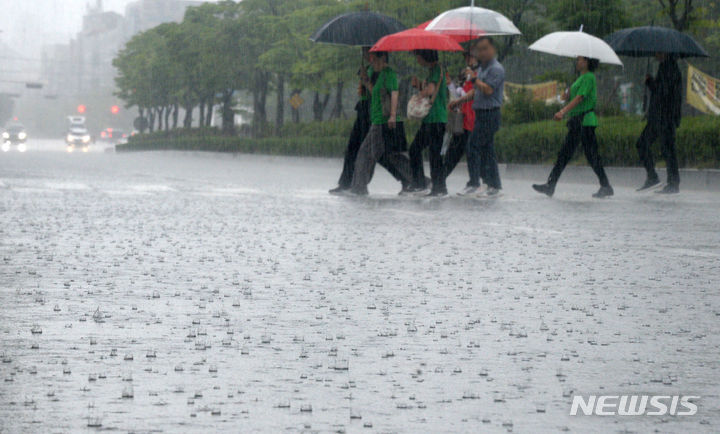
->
[[118, 115, 720, 168]]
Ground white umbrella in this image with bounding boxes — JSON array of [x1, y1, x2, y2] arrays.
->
[[425, 3, 521, 39], [528, 28, 623, 66]]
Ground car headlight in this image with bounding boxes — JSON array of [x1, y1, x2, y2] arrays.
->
[[2, 132, 8, 139], [67, 134, 73, 142], [18, 132, 27, 140], [82, 135, 91, 143], [1, 142, 9, 152]]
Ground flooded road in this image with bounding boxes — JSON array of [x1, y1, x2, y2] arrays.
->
[[1, 141, 719, 433]]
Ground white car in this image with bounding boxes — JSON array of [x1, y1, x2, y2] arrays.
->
[[66, 127, 92, 152]]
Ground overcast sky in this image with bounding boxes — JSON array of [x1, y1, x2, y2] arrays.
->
[[0, 1, 143, 57]]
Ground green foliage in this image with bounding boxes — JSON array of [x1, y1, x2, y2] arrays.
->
[[495, 115, 720, 168], [502, 88, 563, 125], [120, 115, 720, 169], [550, 0, 628, 36]]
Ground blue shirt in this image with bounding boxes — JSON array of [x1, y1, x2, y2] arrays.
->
[[472, 58, 505, 110]]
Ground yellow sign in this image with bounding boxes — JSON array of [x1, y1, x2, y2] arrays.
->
[[505, 81, 560, 103], [687, 64, 720, 115], [289, 93, 304, 110]]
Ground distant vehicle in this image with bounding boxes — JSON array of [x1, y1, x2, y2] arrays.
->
[[2, 123, 28, 152], [99, 127, 127, 144], [66, 125, 92, 152]]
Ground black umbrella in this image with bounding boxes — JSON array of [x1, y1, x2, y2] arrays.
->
[[605, 26, 709, 58], [310, 12, 406, 47]]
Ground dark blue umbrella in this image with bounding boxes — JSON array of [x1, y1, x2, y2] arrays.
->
[[605, 26, 709, 58], [310, 12, 406, 47]]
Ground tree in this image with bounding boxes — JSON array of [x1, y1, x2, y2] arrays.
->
[[658, 0, 697, 31], [551, 0, 628, 37]]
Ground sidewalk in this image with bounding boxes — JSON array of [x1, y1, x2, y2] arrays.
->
[[501, 164, 720, 192]]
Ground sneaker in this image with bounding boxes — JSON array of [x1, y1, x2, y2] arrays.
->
[[656, 184, 679, 194], [347, 188, 368, 197], [592, 185, 614, 198], [398, 187, 414, 196], [485, 187, 500, 197], [457, 185, 479, 196], [636, 177, 660, 191], [329, 186, 349, 195], [426, 190, 448, 197], [412, 187, 432, 196], [532, 183, 555, 197]]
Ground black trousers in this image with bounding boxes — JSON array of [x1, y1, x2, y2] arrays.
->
[[409, 122, 446, 192], [635, 121, 680, 186], [337, 100, 407, 188], [443, 130, 470, 183], [548, 116, 610, 187]]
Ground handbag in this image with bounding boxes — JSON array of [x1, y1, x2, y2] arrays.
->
[[447, 108, 464, 135], [407, 67, 443, 121]]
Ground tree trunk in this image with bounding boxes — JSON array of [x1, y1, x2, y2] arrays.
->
[[183, 103, 193, 129], [164, 106, 171, 131], [252, 72, 269, 137], [138, 107, 147, 133], [172, 104, 179, 129], [312, 91, 330, 122], [157, 107, 164, 131], [205, 99, 213, 127], [276, 75, 285, 133], [148, 109, 155, 133], [199, 102, 205, 128], [221, 90, 235, 135], [330, 80, 345, 119]]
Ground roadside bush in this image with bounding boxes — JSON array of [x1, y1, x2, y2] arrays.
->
[[502, 88, 562, 125], [495, 115, 720, 168], [120, 115, 720, 169]]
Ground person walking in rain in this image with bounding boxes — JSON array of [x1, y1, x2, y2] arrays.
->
[[349, 51, 413, 196], [532, 56, 614, 198], [406, 49, 449, 196], [449, 37, 503, 197], [444, 51, 478, 188], [330, 48, 410, 195], [635, 53, 683, 194]]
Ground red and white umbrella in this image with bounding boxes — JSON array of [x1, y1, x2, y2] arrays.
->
[[371, 28, 464, 52]]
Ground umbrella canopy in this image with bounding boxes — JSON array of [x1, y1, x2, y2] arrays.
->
[[310, 12, 406, 47], [371, 28, 464, 53], [417, 21, 475, 43], [529, 31, 623, 66], [605, 26, 709, 58], [425, 6, 521, 38]]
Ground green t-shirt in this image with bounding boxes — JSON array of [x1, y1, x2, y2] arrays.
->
[[569, 72, 598, 127], [360, 65, 373, 102], [370, 67, 399, 125], [423, 64, 448, 124]]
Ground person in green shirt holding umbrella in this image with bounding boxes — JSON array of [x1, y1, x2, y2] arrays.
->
[[350, 51, 413, 196], [533, 56, 613, 198]]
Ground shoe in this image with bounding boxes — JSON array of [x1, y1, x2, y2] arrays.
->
[[457, 185, 479, 196], [412, 187, 431, 196], [329, 186, 349, 195], [656, 184, 679, 194], [592, 185, 614, 198], [426, 190, 448, 197], [398, 187, 414, 196], [347, 188, 368, 196], [532, 183, 555, 197], [636, 177, 660, 191], [485, 187, 500, 197]]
